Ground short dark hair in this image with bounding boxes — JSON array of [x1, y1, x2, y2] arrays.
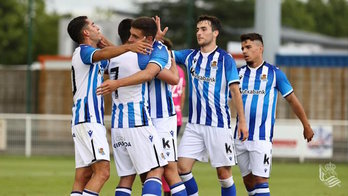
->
[[131, 17, 157, 39], [240, 33, 263, 45], [67, 16, 88, 43], [118, 18, 133, 44], [196, 15, 221, 33]]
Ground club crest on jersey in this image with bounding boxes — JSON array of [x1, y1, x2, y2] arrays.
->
[[260, 74, 267, 81], [211, 61, 218, 69], [88, 130, 93, 137], [98, 148, 105, 155]]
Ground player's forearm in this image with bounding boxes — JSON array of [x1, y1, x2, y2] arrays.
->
[[93, 45, 129, 62], [117, 70, 154, 88], [287, 93, 311, 128], [157, 69, 179, 85], [229, 84, 246, 123]]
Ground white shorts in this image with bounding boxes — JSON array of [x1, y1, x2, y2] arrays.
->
[[234, 140, 272, 178], [152, 115, 177, 162], [72, 123, 110, 168], [111, 125, 168, 177], [178, 123, 237, 168]]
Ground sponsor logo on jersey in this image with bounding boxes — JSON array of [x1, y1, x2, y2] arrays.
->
[[241, 89, 265, 95], [113, 141, 132, 148], [190, 67, 216, 82]]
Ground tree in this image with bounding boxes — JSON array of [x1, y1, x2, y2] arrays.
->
[[138, 0, 255, 49], [0, 0, 60, 65]]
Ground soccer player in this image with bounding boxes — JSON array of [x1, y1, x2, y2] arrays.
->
[[67, 16, 152, 196], [98, 17, 186, 196], [235, 33, 315, 195], [172, 15, 248, 196]]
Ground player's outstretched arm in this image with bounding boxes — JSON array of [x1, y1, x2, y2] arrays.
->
[[92, 37, 152, 62], [96, 63, 160, 95], [285, 92, 314, 142], [229, 83, 248, 141], [156, 58, 179, 85]]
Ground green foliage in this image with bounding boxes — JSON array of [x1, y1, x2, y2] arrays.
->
[[138, 0, 255, 49], [139, 0, 348, 50], [0, 0, 60, 65], [282, 0, 348, 37]]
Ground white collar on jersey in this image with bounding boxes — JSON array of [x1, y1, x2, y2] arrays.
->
[[200, 46, 218, 57]]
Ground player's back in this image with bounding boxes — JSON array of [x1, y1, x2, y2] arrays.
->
[[109, 51, 150, 128], [71, 45, 108, 126]]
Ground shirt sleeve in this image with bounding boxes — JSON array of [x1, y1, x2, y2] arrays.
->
[[80, 45, 97, 65], [149, 42, 169, 70], [275, 67, 293, 97], [173, 49, 193, 69], [224, 54, 240, 86]]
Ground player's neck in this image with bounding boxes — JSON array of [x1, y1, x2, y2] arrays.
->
[[249, 59, 264, 68], [82, 39, 97, 48], [200, 43, 217, 53]]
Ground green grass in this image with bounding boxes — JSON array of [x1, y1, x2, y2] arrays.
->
[[0, 156, 347, 195]]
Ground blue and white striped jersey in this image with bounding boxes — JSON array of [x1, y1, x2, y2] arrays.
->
[[234, 61, 293, 141], [173, 47, 239, 129], [71, 44, 108, 126], [147, 42, 176, 118], [109, 41, 169, 128]]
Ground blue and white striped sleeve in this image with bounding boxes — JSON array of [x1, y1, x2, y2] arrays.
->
[[275, 68, 293, 97]]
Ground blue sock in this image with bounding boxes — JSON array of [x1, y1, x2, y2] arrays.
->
[[180, 172, 198, 195], [253, 183, 270, 196], [142, 177, 162, 196], [219, 177, 236, 196], [82, 189, 98, 196], [170, 182, 187, 196], [115, 187, 131, 196]]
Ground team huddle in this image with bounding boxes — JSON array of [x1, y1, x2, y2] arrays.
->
[[67, 15, 314, 196]]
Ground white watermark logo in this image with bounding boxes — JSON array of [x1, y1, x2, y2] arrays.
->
[[319, 162, 341, 188]]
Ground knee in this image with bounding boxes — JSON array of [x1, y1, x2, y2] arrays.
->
[[164, 163, 178, 177], [216, 166, 231, 180]]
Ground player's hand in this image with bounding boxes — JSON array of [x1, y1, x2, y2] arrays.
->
[[303, 125, 314, 142], [96, 80, 118, 95], [128, 37, 152, 54], [98, 35, 114, 48], [153, 15, 168, 42], [238, 120, 248, 141]]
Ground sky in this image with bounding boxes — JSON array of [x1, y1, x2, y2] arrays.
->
[[44, 0, 137, 15]]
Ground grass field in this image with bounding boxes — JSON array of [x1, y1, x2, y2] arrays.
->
[[0, 156, 347, 196]]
